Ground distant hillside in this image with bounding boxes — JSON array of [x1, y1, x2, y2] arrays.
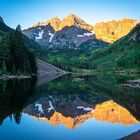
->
[[44, 24, 140, 72], [87, 23, 140, 71]]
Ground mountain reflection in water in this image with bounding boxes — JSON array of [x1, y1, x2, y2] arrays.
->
[[0, 74, 140, 139], [24, 100, 138, 128]]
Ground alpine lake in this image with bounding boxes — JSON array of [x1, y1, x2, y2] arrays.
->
[[0, 74, 140, 140]]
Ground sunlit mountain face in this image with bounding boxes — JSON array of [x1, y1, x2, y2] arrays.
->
[[32, 14, 93, 31]]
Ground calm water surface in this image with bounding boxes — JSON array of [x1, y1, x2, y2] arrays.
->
[[0, 74, 140, 140]]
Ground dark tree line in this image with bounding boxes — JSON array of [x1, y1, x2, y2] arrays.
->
[[0, 25, 37, 75]]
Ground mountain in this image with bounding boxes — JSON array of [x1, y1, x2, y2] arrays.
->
[[23, 14, 108, 49], [23, 24, 55, 46], [33, 17, 61, 31], [93, 18, 139, 43], [23, 15, 139, 50], [58, 14, 93, 31], [32, 14, 93, 31]]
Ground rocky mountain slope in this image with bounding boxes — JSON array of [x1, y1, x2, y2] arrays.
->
[[23, 24, 55, 46], [23, 15, 139, 49], [37, 59, 66, 86], [50, 25, 95, 47], [23, 14, 108, 48], [93, 18, 139, 43], [23, 24, 100, 48]]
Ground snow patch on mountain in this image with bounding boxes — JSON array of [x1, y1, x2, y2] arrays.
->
[[35, 103, 44, 114], [48, 31, 55, 42], [36, 30, 44, 40], [77, 32, 93, 37], [47, 101, 55, 112]]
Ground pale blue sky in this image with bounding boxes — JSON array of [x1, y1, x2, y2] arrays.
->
[[0, 0, 140, 29]]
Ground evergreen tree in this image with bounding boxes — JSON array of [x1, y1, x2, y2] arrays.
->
[[11, 27, 31, 73]]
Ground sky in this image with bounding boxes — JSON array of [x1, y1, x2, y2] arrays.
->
[[0, 0, 140, 29]]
